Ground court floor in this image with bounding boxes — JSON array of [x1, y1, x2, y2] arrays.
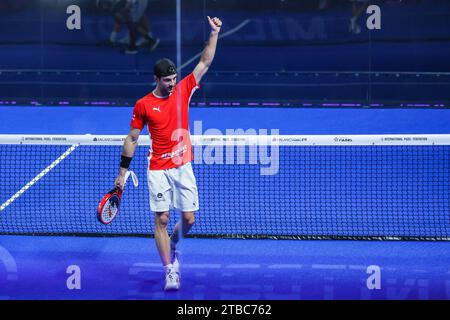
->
[[0, 235, 449, 300]]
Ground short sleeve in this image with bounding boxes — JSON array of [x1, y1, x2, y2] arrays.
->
[[130, 100, 145, 129], [180, 73, 200, 98]]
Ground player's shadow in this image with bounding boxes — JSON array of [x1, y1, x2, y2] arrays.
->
[[120, 266, 186, 299]]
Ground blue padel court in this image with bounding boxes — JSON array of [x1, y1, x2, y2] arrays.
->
[[1, 0, 450, 301], [1, 107, 450, 300], [1, 236, 450, 300]]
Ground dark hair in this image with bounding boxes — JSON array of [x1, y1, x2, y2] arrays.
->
[[154, 58, 177, 78]]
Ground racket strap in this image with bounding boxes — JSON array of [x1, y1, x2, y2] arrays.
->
[[124, 170, 139, 188]]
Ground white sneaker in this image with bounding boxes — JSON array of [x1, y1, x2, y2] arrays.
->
[[149, 38, 160, 52], [118, 34, 130, 45], [173, 251, 180, 274], [164, 270, 180, 291], [125, 46, 138, 54]]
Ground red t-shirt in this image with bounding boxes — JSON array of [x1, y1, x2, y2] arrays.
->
[[130, 73, 199, 170]]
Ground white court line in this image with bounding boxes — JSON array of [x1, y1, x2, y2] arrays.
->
[[268, 264, 303, 269], [130, 263, 161, 268], [185, 264, 222, 269], [130, 262, 222, 269], [132, 263, 380, 271], [0, 144, 79, 212], [311, 264, 347, 270], [226, 264, 261, 269], [413, 270, 429, 274], [130, 263, 295, 270], [386, 267, 397, 271], [348, 265, 367, 270], [222, 272, 234, 277]]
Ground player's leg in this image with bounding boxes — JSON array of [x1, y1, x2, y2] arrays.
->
[[136, 15, 159, 49], [155, 210, 180, 291], [170, 211, 195, 272], [148, 169, 179, 290], [148, 169, 172, 266], [170, 211, 195, 246], [109, 18, 123, 44], [134, 0, 160, 51], [137, 14, 149, 35], [154, 211, 171, 266], [169, 162, 199, 276], [170, 162, 199, 247], [349, 0, 369, 34], [124, 18, 138, 53]]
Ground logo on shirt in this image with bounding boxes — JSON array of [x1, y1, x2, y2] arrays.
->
[[161, 145, 187, 159], [153, 106, 161, 113]]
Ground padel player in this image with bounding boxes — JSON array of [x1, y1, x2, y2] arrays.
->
[[115, 16, 222, 291]]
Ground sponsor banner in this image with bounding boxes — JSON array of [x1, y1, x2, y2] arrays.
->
[[0, 134, 449, 146]]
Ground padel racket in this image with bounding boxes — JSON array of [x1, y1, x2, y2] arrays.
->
[[97, 171, 138, 224]]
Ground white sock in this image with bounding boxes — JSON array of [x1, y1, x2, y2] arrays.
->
[[164, 264, 173, 273], [110, 31, 118, 42]]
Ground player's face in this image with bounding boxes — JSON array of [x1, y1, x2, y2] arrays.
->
[[157, 74, 177, 95]]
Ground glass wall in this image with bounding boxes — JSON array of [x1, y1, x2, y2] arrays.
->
[[0, 0, 449, 107]]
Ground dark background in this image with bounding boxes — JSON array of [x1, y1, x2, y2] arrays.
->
[[0, 0, 449, 107]]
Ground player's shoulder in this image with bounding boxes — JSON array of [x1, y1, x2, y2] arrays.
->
[[181, 72, 195, 81], [177, 73, 199, 90], [136, 92, 157, 106]]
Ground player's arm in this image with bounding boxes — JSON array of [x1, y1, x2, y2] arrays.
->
[[193, 16, 222, 83], [115, 127, 141, 188]]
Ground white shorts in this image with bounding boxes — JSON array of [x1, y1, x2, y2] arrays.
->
[[130, 0, 148, 23], [147, 162, 199, 213]]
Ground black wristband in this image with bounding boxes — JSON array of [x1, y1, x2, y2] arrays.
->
[[120, 155, 132, 169]]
